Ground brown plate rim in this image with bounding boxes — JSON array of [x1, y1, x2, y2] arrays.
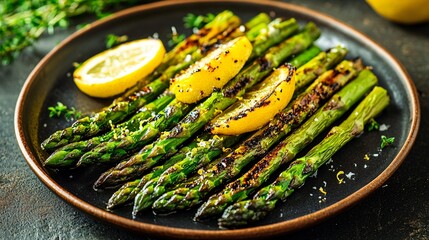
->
[[14, 0, 421, 239]]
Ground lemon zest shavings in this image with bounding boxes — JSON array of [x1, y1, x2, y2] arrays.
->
[[319, 187, 327, 195], [336, 170, 345, 184], [222, 147, 232, 153], [364, 154, 370, 161]]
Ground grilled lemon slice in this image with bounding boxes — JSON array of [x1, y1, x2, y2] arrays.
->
[[209, 64, 295, 135], [170, 36, 252, 104]]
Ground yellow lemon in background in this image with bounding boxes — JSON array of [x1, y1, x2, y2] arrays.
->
[[366, 0, 429, 24], [74, 39, 165, 98]]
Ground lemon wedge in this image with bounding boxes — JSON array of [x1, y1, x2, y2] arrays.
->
[[73, 38, 165, 98], [366, 0, 429, 24], [170, 36, 252, 104], [209, 64, 295, 135]]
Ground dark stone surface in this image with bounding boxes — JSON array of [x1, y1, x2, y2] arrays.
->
[[1, 1, 427, 239]]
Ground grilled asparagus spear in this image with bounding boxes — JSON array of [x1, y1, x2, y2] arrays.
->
[[196, 69, 378, 220], [132, 134, 242, 214], [93, 23, 320, 188], [219, 86, 390, 228], [151, 59, 362, 213]]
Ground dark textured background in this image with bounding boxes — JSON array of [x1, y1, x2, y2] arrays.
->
[[1, 0, 428, 239]]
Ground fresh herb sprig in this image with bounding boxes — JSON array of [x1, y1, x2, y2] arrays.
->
[[0, 0, 139, 65], [183, 13, 215, 29], [367, 118, 380, 131], [106, 34, 128, 48], [48, 102, 81, 120], [380, 135, 395, 149], [167, 13, 215, 47]]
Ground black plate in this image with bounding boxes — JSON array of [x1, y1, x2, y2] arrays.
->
[[15, 1, 420, 239]]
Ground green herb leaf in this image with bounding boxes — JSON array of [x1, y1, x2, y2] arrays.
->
[[64, 107, 82, 120], [380, 135, 395, 149], [367, 118, 380, 131], [48, 102, 81, 120], [48, 102, 68, 118], [167, 26, 185, 47], [73, 62, 82, 69], [183, 13, 215, 29], [168, 33, 186, 47], [106, 34, 128, 49]]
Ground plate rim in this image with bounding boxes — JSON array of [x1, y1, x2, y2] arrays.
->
[[14, 0, 420, 239]]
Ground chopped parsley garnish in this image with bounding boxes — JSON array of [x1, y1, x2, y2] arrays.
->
[[380, 135, 395, 149], [106, 34, 128, 49], [168, 26, 186, 47], [367, 118, 380, 131], [183, 13, 215, 29], [48, 102, 67, 118], [64, 107, 82, 120], [48, 102, 81, 120], [167, 13, 214, 47]]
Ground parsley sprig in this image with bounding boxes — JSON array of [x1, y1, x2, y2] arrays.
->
[[48, 102, 81, 120], [183, 13, 215, 29], [380, 135, 395, 149], [367, 118, 380, 131], [106, 34, 128, 48], [167, 13, 214, 47]]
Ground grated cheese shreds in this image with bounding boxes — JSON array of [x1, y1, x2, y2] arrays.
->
[[345, 172, 355, 179]]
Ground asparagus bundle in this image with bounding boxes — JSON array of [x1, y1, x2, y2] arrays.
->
[[131, 133, 243, 213], [37, 9, 393, 229], [219, 86, 390, 228], [77, 18, 301, 167], [41, 11, 241, 150], [107, 46, 323, 210], [107, 133, 215, 209], [151, 59, 362, 213], [131, 46, 347, 214], [196, 69, 378, 220], [43, 14, 278, 167], [93, 22, 321, 189]]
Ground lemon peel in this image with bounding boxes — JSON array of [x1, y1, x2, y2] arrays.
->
[[336, 170, 345, 184]]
